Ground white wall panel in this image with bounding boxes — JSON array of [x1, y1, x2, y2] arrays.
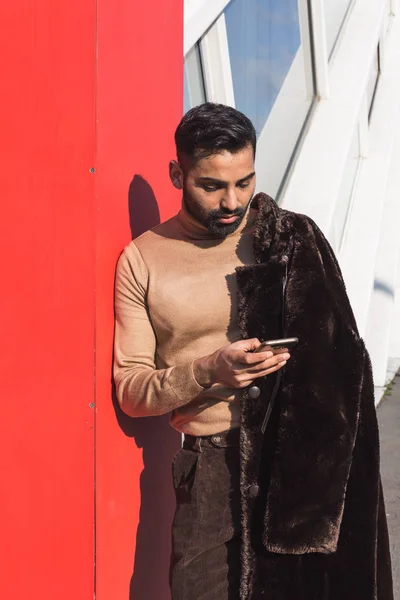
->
[[199, 14, 235, 106], [323, 0, 353, 59], [340, 12, 400, 340], [281, 0, 387, 236], [365, 117, 400, 387], [184, 0, 232, 54]]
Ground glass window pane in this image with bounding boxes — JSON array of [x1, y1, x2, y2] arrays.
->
[[184, 43, 206, 113], [330, 125, 360, 252], [224, 0, 315, 198], [323, 0, 352, 59], [225, 0, 304, 134], [184, 70, 191, 114]]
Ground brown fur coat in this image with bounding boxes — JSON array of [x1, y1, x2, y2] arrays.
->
[[236, 193, 393, 599]]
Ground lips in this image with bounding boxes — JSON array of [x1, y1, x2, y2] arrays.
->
[[218, 215, 239, 224]]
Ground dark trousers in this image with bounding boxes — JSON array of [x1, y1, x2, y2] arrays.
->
[[170, 428, 241, 600]]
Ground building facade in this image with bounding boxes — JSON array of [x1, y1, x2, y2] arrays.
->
[[0, 1, 399, 599], [185, 0, 400, 397]]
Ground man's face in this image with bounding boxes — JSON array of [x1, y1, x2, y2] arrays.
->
[[170, 145, 256, 237]]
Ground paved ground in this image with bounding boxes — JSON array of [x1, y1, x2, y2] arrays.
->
[[378, 370, 400, 599]]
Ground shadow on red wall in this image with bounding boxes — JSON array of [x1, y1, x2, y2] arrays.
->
[[113, 174, 181, 600]]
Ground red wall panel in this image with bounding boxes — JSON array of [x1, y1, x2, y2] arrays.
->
[[0, 1, 183, 597], [0, 2, 96, 599], [95, 1, 183, 599]]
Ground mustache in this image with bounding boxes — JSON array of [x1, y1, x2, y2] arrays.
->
[[207, 207, 246, 219]]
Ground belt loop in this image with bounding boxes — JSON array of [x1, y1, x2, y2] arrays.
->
[[198, 437, 203, 453]]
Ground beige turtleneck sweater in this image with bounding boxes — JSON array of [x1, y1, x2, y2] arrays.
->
[[113, 204, 256, 436]]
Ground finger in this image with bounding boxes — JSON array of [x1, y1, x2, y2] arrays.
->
[[239, 349, 274, 365], [235, 361, 287, 387], [247, 353, 290, 373], [260, 360, 288, 375], [242, 338, 262, 352], [243, 361, 287, 383]]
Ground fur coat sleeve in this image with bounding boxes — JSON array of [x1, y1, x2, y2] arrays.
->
[[236, 195, 393, 599]]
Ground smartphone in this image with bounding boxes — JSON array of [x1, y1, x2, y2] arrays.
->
[[254, 337, 299, 353]]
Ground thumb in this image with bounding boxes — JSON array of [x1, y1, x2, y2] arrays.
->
[[241, 338, 261, 352]]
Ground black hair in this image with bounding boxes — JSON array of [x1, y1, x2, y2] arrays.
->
[[175, 102, 256, 162]]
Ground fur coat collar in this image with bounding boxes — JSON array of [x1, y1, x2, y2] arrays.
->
[[236, 193, 393, 599]]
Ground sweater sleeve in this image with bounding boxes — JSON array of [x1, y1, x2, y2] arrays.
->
[[113, 242, 204, 417]]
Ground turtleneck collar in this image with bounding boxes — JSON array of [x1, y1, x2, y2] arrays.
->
[[177, 200, 257, 241]]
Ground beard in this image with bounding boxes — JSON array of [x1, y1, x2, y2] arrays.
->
[[183, 191, 253, 238]]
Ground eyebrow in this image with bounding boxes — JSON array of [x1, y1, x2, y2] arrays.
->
[[196, 172, 255, 185]]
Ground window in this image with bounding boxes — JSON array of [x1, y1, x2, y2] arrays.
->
[[183, 0, 316, 198], [224, 0, 305, 134], [184, 43, 206, 113], [224, 0, 316, 198], [323, 0, 353, 59]]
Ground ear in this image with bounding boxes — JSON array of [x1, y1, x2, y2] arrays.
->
[[169, 160, 183, 190]]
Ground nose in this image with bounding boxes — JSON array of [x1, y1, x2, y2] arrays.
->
[[220, 187, 238, 213]]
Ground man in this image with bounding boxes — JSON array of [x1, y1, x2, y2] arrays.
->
[[114, 103, 393, 599]]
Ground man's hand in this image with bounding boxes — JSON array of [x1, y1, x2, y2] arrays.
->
[[193, 338, 290, 389]]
